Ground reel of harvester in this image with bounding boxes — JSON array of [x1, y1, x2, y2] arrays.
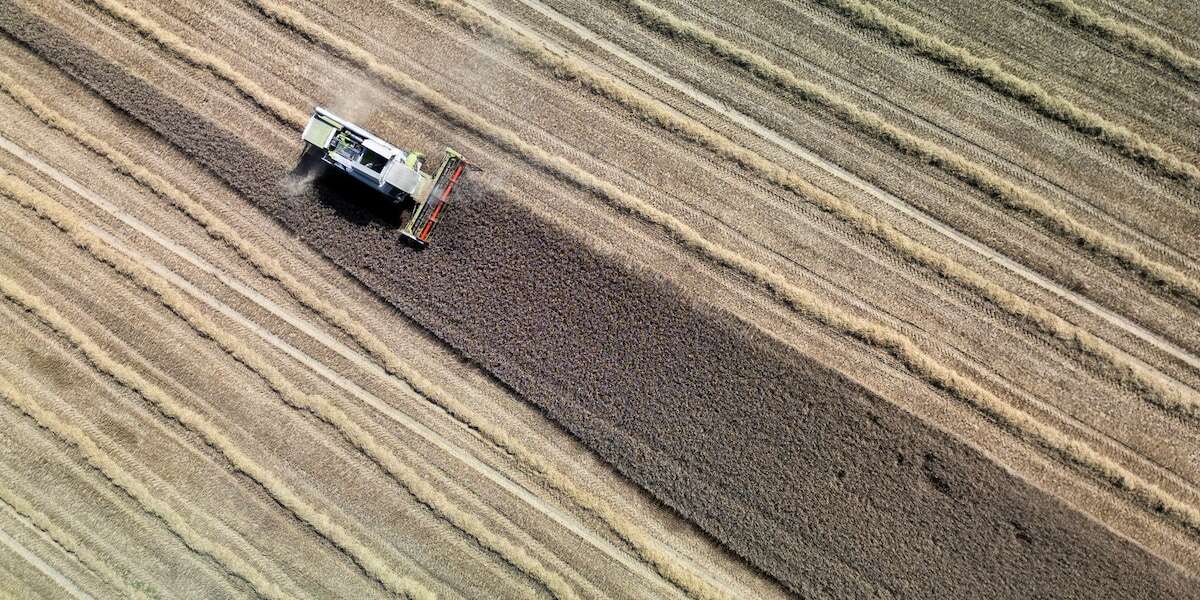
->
[[299, 106, 477, 246]]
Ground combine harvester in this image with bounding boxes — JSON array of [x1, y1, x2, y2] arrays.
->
[[300, 107, 473, 246]]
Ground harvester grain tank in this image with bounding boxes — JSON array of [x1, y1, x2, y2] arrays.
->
[[299, 107, 472, 246]]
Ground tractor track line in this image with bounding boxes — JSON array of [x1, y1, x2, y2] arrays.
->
[[0, 133, 694, 600], [400, 0, 1200, 419], [0, 366, 282, 600], [7, 5, 751, 597], [83, 0, 306, 130], [0, 241, 351, 600], [673, 0, 1199, 268], [0, 497, 96, 600], [876, 0, 1200, 151], [446, 0, 1200, 494], [1023, 0, 1200, 85], [0, 484, 130, 598], [613, 0, 1200, 319], [810, 0, 1200, 186], [244, 0, 1200, 537], [1088, 0, 1200, 57], [0, 174, 436, 600], [1, 155, 579, 598], [404, 0, 1200, 425], [0, 369, 246, 600], [12, 3, 1200, 590]]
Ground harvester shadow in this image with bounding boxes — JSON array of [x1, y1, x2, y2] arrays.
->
[[287, 153, 412, 232]]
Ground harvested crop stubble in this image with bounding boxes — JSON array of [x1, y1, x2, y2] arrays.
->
[[1, 56, 576, 596], [0, 173, 436, 600], [206, 1, 1200, 533], [400, 0, 1200, 419], [84, 0, 306, 129], [0, 349, 284, 600], [619, 0, 1200, 309], [0, 489, 133, 598], [0, 18, 714, 600], [7, 6, 1198, 596], [6, 166, 572, 597], [1027, 0, 1200, 84], [814, 0, 1200, 185]]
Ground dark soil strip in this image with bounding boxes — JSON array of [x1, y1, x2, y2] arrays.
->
[[3, 6, 1196, 597]]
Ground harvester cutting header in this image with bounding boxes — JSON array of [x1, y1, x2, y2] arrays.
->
[[300, 107, 473, 246]]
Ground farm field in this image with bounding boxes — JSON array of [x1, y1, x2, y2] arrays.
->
[[0, 0, 1198, 598]]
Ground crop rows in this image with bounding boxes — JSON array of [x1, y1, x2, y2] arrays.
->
[[0, 9, 719, 597], [816, 0, 1200, 184], [0, 293, 291, 600], [1, 0, 1196, 596], [402, 0, 1200, 424], [619, 0, 1200, 309], [1028, 0, 1200, 83]]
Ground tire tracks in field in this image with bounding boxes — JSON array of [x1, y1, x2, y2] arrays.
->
[[21, 5, 745, 598], [83, 0, 306, 130], [0, 367, 285, 600], [1024, 0, 1200, 84], [0, 493, 95, 600], [614, 0, 1200, 325], [239, 0, 1200, 538], [0, 485, 134, 598], [404, 0, 1200, 425], [0, 133, 697, 599], [810, 0, 1200, 186], [0, 174, 439, 600], [676, 0, 1199, 268], [438, 0, 1200, 500], [0, 369, 241, 600], [12, 0, 1200, 586], [1089, 0, 1200, 57]]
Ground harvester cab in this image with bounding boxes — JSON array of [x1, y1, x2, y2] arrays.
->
[[300, 106, 474, 246]]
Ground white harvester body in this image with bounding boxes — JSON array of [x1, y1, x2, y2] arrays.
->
[[300, 107, 470, 245]]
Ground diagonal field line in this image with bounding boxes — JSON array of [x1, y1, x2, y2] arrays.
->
[[473, 0, 1200, 378], [0, 134, 698, 599], [0, 520, 94, 600], [466, 0, 1200, 395]]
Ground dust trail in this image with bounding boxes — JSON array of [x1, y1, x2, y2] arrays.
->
[[247, 0, 1200, 540], [0, 174, 436, 600], [0, 16, 719, 600], [1027, 0, 1200, 84], [0, 488, 132, 599], [0, 160, 578, 598], [812, 0, 1200, 185], [0, 367, 286, 600], [609, 0, 1200, 411]]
